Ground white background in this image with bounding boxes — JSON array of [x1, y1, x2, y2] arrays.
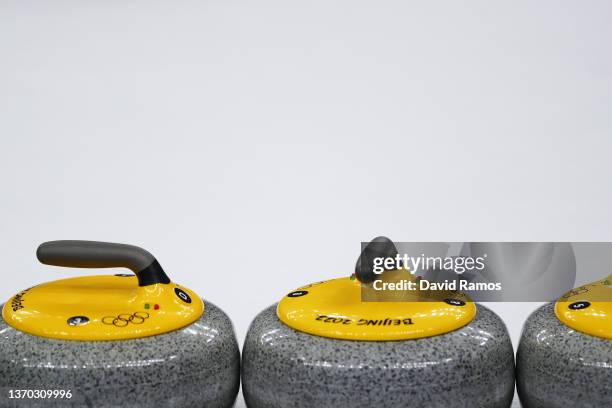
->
[[1, 1, 611, 407]]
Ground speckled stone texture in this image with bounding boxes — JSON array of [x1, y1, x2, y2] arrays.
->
[[0, 301, 240, 408], [517, 303, 612, 408], [242, 304, 514, 408]]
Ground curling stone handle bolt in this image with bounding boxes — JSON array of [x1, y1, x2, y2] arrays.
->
[[355, 236, 398, 283], [36, 240, 171, 287]]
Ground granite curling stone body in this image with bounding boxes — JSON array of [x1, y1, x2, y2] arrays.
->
[[242, 237, 515, 408], [0, 240, 240, 408], [517, 275, 612, 407]]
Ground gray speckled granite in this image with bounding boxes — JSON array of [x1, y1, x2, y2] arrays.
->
[[242, 304, 514, 408], [517, 303, 612, 408], [0, 301, 240, 408]]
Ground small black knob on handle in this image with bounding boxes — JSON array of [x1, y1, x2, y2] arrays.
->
[[36, 240, 171, 287], [355, 236, 398, 283]]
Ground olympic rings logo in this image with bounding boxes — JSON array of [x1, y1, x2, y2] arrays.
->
[[102, 312, 150, 327]]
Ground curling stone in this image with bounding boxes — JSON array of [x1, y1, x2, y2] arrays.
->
[[517, 275, 612, 407], [0, 240, 240, 408], [242, 237, 515, 408]]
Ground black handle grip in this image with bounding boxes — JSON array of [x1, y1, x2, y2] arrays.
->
[[36, 240, 171, 287], [355, 236, 398, 283]]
